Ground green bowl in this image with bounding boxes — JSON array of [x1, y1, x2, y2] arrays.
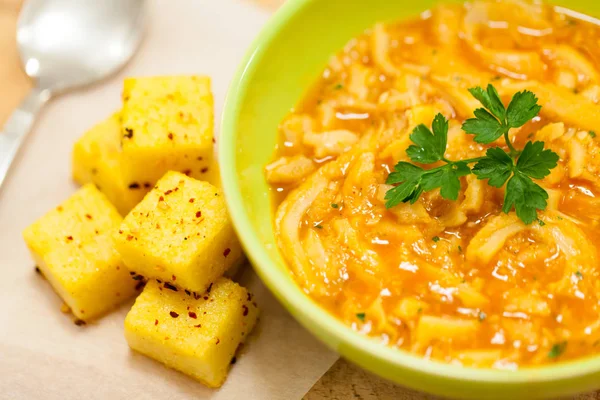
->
[[220, 0, 600, 398]]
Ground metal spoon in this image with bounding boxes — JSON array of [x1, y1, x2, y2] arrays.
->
[[0, 0, 146, 189]]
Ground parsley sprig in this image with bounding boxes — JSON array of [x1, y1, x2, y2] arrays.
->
[[384, 84, 559, 224]]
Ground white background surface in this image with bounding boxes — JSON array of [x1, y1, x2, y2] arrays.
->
[[0, 1, 338, 398]]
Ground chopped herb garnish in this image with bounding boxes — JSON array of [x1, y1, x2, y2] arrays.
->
[[417, 307, 423, 313], [590, 131, 597, 138], [331, 203, 339, 209], [384, 84, 559, 224], [356, 312, 366, 321], [538, 219, 546, 226], [315, 224, 324, 229], [548, 341, 567, 358], [478, 311, 487, 322], [334, 83, 343, 90], [458, 245, 463, 253], [432, 236, 440, 242], [575, 271, 583, 279]]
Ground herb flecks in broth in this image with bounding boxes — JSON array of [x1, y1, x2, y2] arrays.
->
[[385, 85, 559, 224]]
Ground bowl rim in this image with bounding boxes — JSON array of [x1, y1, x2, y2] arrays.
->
[[219, 0, 600, 386]]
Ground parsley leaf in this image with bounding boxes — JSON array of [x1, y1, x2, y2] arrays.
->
[[473, 147, 513, 187], [462, 108, 504, 144], [406, 113, 448, 163], [506, 91, 542, 128], [421, 162, 470, 200], [385, 162, 425, 207], [516, 141, 559, 179], [502, 173, 549, 224], [468, 84, 505, 121], [356, 313, 366, 321]]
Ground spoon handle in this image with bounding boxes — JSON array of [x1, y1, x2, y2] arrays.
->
[[0, 88, 49, 189]]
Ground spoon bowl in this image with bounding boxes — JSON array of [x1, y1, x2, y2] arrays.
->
[[17, 0, 146, 93], [0, 0, 146, 189]]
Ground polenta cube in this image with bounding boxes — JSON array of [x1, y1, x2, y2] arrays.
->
[[114, 171, 243, 293], [120, 76, 216, 184], [22, 184, 140, 321], [72, 113, 148, 215], [124, 278, 259, 388]]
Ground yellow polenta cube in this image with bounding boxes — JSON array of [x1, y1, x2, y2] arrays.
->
[[124, 278, 259, 388], [114, 171, 242, 293], [72, 113, 148, 215], [22, 184, 140, 321], [120, 76, 215, 184]]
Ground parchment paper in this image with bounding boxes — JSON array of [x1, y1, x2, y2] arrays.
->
[[0, 0, 339, 398]]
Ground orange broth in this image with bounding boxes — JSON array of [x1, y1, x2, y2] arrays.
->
[[266, 0, 600, 368]]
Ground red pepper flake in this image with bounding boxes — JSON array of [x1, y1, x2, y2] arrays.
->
[[189, 312, 197, 319], [126, 235, 134, 241], [212, 138, 216, 144], [172, 275, 177, 281], [80, 309, 85, 314], [164, 282, 178, 292], [156, 223, 161, 229], [246, 293, 252, 301], [135, 281, 146, 291], [35, 266, 41, 274], [230, 357, 237, 365], [144, 182, 152, 189], [155, 319, 159, 326], [252, 301, 258, 307], [157, 279, 162, 284], [223, 248, 231, 257], [132, 274, 144, 281], [185, 289, 191, 296], [116, 266, 120, 270], [174, 187, 179, 192], [193, 293, 201, 300], [216, 338, 220, 345], [119, 230, 123, 234], [206, 283, 213, 294], [159, 196, 165, 202], [66, 236, 74, 242], [74, 319, 86, 326], [203, 296, 209, 300], [168, 132, 174, 140], [189, 198, 195, 203], [201, 167, 209, 174], [197, 156, 203, 161], [130, 271, 136, 276], [196, 211, 202, 218], [194, 324, 202, 328], [164, 189, 173, 195], [242, 305, 249, 316], [124, 128, 134, 138], [170, 311, 179, 318], [94, 229, 99, 235], [85, 214, 93, 220], [183, 169, 192, 176], [128, 182, 140, 189], [56, 206, 63, 212]]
